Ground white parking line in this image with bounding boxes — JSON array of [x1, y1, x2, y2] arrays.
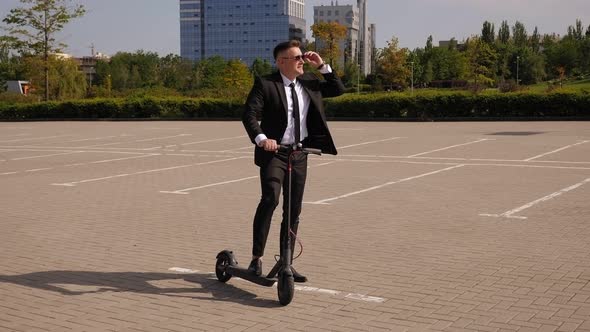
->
[[480, 177, 590, 219], [306, 164, 465, 205], [82, 134, 192, 147], [177, 135, 248, 147], [407, 138, 494, 157], [338, 137, 404, 150], [10, 151, 85, 161], [160, 161, 337, 194], [524, 140, 589, 161], [51, 156, 247, 187], [168, 267, 386, 303], [0, 134, 73, 143], [63, 134, 133, 143], [160, 176, 258, 194]]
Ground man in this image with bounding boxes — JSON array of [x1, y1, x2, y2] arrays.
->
[[242, 40, 345, 282]]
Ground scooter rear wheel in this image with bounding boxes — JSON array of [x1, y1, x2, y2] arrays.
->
[[277, 270, 294, 305], [215, 252, 233, 282]]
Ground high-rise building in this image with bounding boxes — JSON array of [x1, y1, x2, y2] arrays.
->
[[313, 0, 374, 75], [180, 0, 306, 65]]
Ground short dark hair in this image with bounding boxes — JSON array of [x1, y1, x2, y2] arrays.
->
[[273, 40, 301, 60]]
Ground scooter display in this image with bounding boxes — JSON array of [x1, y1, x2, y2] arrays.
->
[[215, 144, 321, 305]]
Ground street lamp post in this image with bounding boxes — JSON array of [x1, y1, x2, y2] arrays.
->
[[516, 55, 520, 86], [357, 63, 360, 94], [410, 61, 414, 95]]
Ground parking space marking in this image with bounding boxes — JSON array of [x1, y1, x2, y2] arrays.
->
[[160, 161, 337, 194], [407, 138, 494, 157], [0, 134, 73, 143], [62, 134, 133, 143], [175, 135, 247, 147], [338, 137, 404, 150], [10, 151, 85, 161], [160, 175, 259, 194], [480, 177, 590, 219], [51, 156, 247, 187], [82, 134, 192, 147], [1, 154, 160, 176], [306, 164, 465, 205], [524, 140, 589, 161], [169, 267, 386, 303]]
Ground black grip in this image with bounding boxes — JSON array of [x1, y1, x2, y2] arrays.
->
[[278, 145, 322, 156], [302, 147, 322, 155]]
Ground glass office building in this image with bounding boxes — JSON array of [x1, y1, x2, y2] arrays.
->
[[180, 0, 306, 66]]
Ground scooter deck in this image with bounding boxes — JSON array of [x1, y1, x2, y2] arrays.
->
[[226, 265, 276, 287]]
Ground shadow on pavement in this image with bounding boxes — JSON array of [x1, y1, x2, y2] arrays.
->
[[0, 270, 281, 308]]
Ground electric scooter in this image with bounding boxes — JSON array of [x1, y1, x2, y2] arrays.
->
[[215, 143, 321, 306]]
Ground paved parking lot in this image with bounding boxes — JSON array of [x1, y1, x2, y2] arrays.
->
[[1, 121, 589, 331]]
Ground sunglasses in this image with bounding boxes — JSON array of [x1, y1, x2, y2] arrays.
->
[[281, 55, 305, 61]]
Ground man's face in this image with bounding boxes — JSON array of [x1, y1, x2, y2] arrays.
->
[[276, 47, 305, 80]]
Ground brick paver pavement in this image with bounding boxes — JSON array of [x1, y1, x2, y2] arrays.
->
[[1, 121, 589, 331]]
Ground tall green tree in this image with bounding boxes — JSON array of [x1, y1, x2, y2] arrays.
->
[[531, 27, 541, 53], [465, 37, 497, 88], [498, 21, 511, 44], [512, 21, 528, 47], [2, 0, 85, 101], [482, 21, 495, 44]]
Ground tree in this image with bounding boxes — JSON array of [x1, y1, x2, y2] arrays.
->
[[567, 19, 584, 41], [512, 21, 528, 48], [531, 27, 541, 53], [375, 37, 410, 89], [3, 0, 85, 101], [0, 36, 26, 91], [465, 37, 497, 88], [498, 21, 510, 44], [250, 58, 273, 77], [311, 22, 347, 69], [482, 21, 495, 44], [221, 59, 253, 98], [159, 54, 193, 91], [23, 55, 86, 100]]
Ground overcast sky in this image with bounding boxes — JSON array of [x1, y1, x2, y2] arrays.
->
[[1, 0, 589, 57]]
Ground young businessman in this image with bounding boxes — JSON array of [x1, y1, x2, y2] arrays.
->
[[242, 40, 345, 282]]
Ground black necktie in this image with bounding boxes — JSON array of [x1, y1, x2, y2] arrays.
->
[[289, 82, 301, 144]]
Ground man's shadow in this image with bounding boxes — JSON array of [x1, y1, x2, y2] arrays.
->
[[0, 270, 280, 308]]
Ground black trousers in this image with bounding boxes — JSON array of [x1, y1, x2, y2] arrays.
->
[[252, 150, 308, 257]]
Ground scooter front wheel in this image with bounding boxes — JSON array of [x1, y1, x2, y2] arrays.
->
[[277, 270, 294, 305], [215, 251, 233, 282]]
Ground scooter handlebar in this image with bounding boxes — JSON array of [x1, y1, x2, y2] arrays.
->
[[278, 144, 322, 156]]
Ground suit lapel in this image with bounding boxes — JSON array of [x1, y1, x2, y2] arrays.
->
[[271, 73, 289, 116]]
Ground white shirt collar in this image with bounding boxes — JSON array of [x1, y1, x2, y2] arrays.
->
[[280, 72, 297, 87]]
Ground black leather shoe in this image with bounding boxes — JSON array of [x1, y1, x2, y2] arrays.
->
[[247, 258, 262, 276], [291, 267, 307, 283]]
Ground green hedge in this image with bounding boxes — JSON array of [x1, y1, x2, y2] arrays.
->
[[325, 90, 590, 119], [0, 91, 588, 120]]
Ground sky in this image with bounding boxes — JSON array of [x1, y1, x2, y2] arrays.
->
[[1, 0, 589, 57]]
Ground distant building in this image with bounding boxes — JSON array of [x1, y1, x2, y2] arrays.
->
[[180, 0, 306, 65], [6, 81, 31, 95], [313, 1, 359, 70], [75, 52, 110, 88], [313, 0, 374, 75], [438, 39, 465, 51]]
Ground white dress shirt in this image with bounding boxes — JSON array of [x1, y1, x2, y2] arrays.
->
[[255, 65, 332, 146]]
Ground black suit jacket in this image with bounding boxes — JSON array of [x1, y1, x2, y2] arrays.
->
[[242, 71, 345, 167]]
